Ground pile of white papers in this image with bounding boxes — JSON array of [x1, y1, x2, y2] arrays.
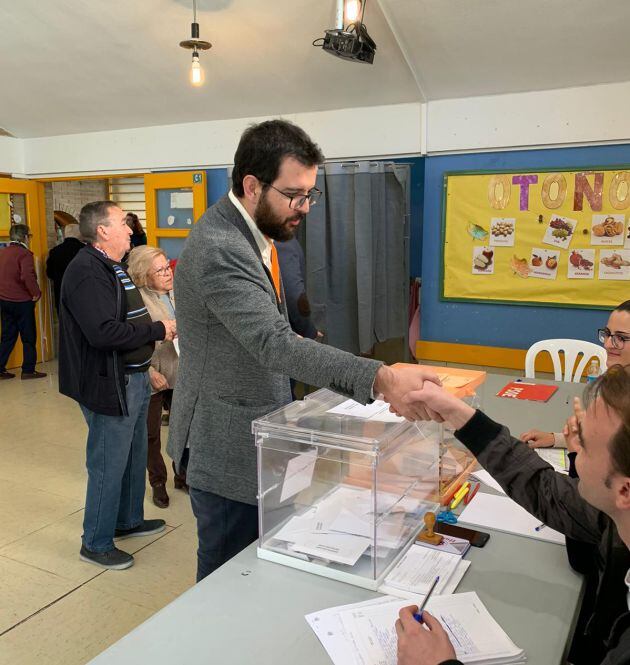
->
[[269, 486, 422, 566], [382, 545, 469, 596], [306, 592, 526, 665]]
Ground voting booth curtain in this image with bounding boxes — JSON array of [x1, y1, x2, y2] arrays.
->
[[302, 162, 410, 355]]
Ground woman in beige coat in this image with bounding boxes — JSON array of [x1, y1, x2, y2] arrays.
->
[[128, 246, 186, 508]]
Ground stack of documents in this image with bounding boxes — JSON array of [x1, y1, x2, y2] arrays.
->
[[269, 486, 421, 566], [381, 544, 470, 597], [306, 592, 526, 664]]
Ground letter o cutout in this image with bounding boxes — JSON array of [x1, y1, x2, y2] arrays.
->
[[488, 175, 511, 210], [609, 172, 630, 210], [541, 174, 567, 209]]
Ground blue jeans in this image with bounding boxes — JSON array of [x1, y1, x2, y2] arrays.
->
[[189, 487, 259, 582], [80, 372, 151, 552]]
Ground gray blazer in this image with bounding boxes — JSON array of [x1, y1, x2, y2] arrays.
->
[[167, 195, 382, 505]]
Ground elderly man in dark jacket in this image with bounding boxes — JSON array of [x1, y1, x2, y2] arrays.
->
[[0, 223, 45, 380], [59, 201, 176, 571], [394, 365, 630, 665]]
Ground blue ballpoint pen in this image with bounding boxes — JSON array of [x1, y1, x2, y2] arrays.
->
[[413, 575, 440, 623]]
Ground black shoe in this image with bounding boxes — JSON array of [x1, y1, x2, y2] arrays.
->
[[21, 371, 47, 380], [79, 544, 134, 570], [0, 371, 15, 380], [114, 519, 166, 540]]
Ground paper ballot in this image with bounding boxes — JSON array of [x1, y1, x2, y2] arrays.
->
[[383, 545, 463, 595], [306, 592, 526, 665], [327, 399, 404, 423], [458, 492, 565, 545]]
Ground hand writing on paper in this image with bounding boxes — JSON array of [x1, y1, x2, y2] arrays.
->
[[519, 429, 556, 449], [395, 607, 456, 665], [563, 396, 585, 453], [374, 364, 442, 421]]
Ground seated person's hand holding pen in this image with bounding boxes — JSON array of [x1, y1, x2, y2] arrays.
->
[[395, 607, 457, 665]]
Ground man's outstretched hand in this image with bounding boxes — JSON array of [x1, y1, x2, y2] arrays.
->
[[373, 363, 443, 421], [386, 380, 476, 430]]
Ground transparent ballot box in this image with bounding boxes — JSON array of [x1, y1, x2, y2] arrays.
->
[[253, 388, 441, 590], [423, 366, 487, 503]]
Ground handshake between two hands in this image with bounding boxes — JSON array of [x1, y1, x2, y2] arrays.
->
[[373, 363, 476, 429]]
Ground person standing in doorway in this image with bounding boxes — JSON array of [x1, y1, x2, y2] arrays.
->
[[46, 223, 85, 313], [0, 223, 46, 380], [126, 213, 147, 248]]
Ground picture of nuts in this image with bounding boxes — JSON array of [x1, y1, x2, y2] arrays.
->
[[491, 220, 514, 237], [594, 216, 624, 239]]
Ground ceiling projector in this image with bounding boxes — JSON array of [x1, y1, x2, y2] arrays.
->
[[315, 0, 376, 64], [320, 23, 376, 64]]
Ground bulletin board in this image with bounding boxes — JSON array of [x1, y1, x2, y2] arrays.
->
[[441, 167, 630, 309]]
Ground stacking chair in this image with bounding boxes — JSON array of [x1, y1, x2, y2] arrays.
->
[[524, 339, 607, 383]]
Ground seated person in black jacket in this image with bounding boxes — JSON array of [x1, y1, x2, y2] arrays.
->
[[394, 365, 630, 665]]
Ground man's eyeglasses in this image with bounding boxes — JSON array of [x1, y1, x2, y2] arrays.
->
[[263, 183, 322, 210], [152, 265, 173, 277], [598, 328, 630, 349]]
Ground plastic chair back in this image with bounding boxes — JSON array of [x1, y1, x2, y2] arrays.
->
[[525, 339, 608, 383]]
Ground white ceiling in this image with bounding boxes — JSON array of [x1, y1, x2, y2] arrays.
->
[[1, 0, 629, 138]]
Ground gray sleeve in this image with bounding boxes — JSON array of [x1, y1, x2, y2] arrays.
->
[[201, 240, 382, 404], [456, 411, 606, 545]]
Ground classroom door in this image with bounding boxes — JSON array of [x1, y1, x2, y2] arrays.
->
[[0, 178, 53, 369], [144, 172, 207, 260]]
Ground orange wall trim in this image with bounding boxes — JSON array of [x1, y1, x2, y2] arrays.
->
[[415, 340, 557, 373]]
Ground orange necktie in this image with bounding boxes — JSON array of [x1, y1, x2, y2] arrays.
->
[[270, 243, 282, 303]]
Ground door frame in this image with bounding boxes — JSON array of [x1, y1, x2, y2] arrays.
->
[[0, 178, 53, 367], [144, 171, 207, 249]]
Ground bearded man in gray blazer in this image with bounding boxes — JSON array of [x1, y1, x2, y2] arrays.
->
[[168, 119, 439, 581]]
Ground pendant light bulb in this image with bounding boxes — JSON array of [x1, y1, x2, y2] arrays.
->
[[344, 0, 361, 23], [190, 52, 203, 86]]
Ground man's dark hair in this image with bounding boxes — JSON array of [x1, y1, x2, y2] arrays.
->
[[9, 224, 30, 243], [231, 120, 324, 197], [585, 364, 630, 478], [125, 212, 143, 235], [615, 300, 630, 314], [79, 201, 118, 243]]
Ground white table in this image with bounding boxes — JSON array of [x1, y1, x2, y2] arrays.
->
[[90, 374, 586, 665]]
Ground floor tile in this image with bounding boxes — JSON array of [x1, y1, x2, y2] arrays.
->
[[0, 479, 84, 549], [0, 510, 174, 584], [85, 524, 198, 611], [0, 555, 77, 634], [0, 584, 153, 665]]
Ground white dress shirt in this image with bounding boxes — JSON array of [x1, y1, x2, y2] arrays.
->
[[228, 190, 274, 271]]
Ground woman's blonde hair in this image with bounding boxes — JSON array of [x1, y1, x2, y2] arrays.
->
[[127, 245, 167, 288]]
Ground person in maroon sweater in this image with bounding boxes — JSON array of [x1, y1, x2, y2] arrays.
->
[[0, 224, 46, 379]]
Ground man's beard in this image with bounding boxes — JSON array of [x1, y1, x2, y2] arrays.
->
[[254, 191, 304, 242]]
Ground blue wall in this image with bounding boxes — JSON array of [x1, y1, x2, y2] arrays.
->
[[392, 157, 425, 278], [421, 144, 630, 349], [206, 168, 229, 206]]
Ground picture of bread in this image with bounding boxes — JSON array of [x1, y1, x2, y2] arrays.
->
[[593, 224, 606, 237]]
